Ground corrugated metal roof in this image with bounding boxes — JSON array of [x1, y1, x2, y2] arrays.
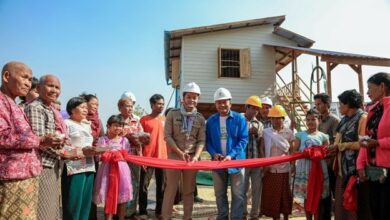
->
[[264, 44, 390, 67], [273, 27, 314, 48]]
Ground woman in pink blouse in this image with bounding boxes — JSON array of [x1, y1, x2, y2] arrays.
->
[[357, 72, 390, 220]]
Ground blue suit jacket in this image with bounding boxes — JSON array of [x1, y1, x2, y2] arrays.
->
[[206, 110, 248, 174]]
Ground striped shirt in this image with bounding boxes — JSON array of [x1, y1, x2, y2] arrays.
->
[[25, 98, 59, 168]]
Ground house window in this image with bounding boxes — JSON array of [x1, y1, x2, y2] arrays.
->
[[218, 48, 251, 78], [220, 49, 240, 77]]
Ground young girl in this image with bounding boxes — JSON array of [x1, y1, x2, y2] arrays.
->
[[294, 109, 330, 220], [93, 115, 132, 220]]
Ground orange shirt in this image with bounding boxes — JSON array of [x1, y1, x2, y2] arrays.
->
[[140, 115, 167, 159]]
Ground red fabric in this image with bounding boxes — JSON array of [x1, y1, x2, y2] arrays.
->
[[302, 146, 327, 215], [121, 146, 327, 215], [101, 150, 128, 214], [87, 111, 102, 140], [50, 106, 67, 136], [124, 151, 308, 170], [343, 176, 358, 212]]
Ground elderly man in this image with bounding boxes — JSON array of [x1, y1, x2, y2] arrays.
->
[[0, 61, 61, 219], [25, 74, 65, 220], [206, 88, 248, 220]]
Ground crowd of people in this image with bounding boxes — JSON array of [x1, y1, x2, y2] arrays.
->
[[0, 60, 389, 220]]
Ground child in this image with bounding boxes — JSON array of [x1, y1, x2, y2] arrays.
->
[[93, 115, 133, 220], [294, 109, 330, 220], [261, 105, 295, 220]]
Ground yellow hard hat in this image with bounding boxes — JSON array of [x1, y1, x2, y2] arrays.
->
[[245, 95, 262, 108], [268, 105, 287, 118]]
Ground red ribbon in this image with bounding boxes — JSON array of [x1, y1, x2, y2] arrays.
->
[[343, 176, 358, 212], [123, 153, 307, 170], [302, 146, 327, 214], [101, 150, 128, 215], [100, 146, 326, 215]]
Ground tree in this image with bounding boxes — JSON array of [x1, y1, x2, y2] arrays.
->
[[133, 104, 147, 117]]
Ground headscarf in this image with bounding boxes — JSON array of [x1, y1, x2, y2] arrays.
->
[[51, 105, 68, 137], [87, 111, 102, 139]]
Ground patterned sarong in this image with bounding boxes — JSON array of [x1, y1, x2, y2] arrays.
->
[[261, 172, 292, 218], [37, 161, 61, 220], [0, 177, 39, 220]]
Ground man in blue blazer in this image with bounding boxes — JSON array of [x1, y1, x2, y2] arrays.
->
[[206, 88, 248, 220]]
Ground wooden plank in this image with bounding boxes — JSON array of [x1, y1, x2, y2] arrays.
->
[[291, 51, 296, 130], [326, 62, 332, 99], [329, 63, 338, 71], [316, 56, 320, 94], [348, 64, 360, 74], [321, 55, 390, 67], [357, 65, 364, 101], [276, 50, 292, 65], [217, 47, 221, 78], [171, 58, 180, 88], [240, 48, 251, 78]]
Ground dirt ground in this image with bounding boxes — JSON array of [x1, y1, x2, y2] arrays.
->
[[97, 178, 309, 220]]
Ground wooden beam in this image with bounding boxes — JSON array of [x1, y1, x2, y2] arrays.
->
[[357, 65, 364, 101], [170, 47, 181, 51], [276, 50, 292, 63], [326, 62, 332, 99], [275, 49, 289, 56], [348, 64, 360, 74], [291, 51, 296, 130], [316, 56, 320, 94], [321, 55, 390, 67], [276, 54, 292, 66], [329, 62, 338, 71]]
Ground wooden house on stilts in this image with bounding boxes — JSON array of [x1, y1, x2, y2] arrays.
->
[[164, 15, 390, 130]]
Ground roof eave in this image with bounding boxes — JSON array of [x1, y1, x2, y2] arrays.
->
[[273, 27, 315, 48]]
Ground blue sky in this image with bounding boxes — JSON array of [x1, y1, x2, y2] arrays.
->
[[1, 0, 389, 123]]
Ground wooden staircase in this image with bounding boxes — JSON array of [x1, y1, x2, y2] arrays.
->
[[275, 73, 313, 131]]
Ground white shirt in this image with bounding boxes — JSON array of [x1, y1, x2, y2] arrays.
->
[[263, 127, 295, 173], [219, 116, 228, 156], [64, 119, 95, 175]]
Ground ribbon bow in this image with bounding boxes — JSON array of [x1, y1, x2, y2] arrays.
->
[[101, 150, 128, 215], [302, 146, 327, 214]]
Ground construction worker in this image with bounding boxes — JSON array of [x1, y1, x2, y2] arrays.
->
[[242, 96, 264, 220], [261, 105, 295, 220], [259, 97, 273, 129], [206, 88, 248, 220]]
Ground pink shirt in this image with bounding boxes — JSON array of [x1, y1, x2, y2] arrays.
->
[[0, 91, 41, 180], [123, 114, 143, 135], [357, 97, 390, 169]]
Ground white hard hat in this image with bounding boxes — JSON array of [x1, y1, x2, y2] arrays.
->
[[182, 82, 201, 96], [121, 91, 136, 102], [261, 97, 273, 106], [214, 88, 232, 101]]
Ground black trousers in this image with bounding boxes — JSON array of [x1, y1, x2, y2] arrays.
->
[[138, 167, 164, 215], [369, 177, 390, 220]]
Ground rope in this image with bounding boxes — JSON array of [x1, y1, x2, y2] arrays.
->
[[309, 65, 327, 104]]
